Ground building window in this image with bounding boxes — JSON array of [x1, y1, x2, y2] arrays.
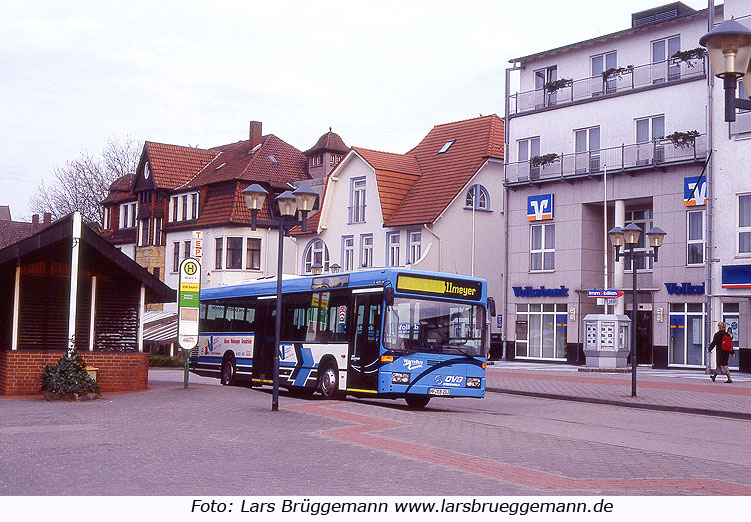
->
[[437, 139, 456, 154], [530, 223, 555, 271], [138, 218, 150, 246], [574, 126, 600, 173], [226, 237, 242, 269], [191, 193, 199, 220], [669, 303, 705, 366], [342, 236, 355, 271], [349, 177, 366, 224], [652, 35, 681, 81], [687, 210, 704, 265], [739, 194, 751, 254], [408, 230, 422, 264], [214, 238, 223, 269], [360, 234, 373, 268], [534, 66, 557, 106], [173, 242, 180, 272], [636, 115, 665, 164], [330, 155, 341, 166], [591, 51, 617, 94], [515, 303, 567, 359], [518, 137, 541, 179], [246, 238, 261, 270], [182, 195, 188, 221], [311, 155, 322, 167], [171, 196, 178, 222], [465, 184, 490, 211], [119, 202, 136, 228], [304, 239, 329, 274], [183, 240, 191, 261], [153, 218, 162, 247], [387, 232, 400, 267], [103, 207, 111, 229], [625, 210, 653, 270]]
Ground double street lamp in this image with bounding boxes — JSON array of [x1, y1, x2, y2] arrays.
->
[[608, 223, 666, 397], [700, 18, 751, 122], [243, 183, 318, 411]]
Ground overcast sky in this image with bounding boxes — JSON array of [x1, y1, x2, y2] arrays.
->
[[0, 0, 711, 219]]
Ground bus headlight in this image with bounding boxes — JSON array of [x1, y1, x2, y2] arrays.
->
[[466, 377, 481, 388], [391, 372, 410, 384]]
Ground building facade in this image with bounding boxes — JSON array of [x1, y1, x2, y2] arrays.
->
[[502, 2, 749, 370]]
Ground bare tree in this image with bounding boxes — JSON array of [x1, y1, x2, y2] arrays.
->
[[29, 136, 142, 226]]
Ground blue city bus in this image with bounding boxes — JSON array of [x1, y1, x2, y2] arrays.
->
[[190, 268, 492, 408]]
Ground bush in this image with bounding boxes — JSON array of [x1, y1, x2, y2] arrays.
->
[[41, 351, 100, 398], [149, 354, 184, 367]]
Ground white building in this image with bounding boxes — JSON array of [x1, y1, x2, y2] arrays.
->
[[502, 1, 748, 370]]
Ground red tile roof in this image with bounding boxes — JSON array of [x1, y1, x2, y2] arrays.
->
[[101, 173, 136, 204], [0, 219, 35, 249], [145, 141, 217, 190], [304, 129, 349, 155], [387, 115, 504, 226], [179, 135, 308, 190]]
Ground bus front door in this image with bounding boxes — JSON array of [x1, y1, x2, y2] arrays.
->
[[347, 294, 382, 393], [252, 300, 275, 385]]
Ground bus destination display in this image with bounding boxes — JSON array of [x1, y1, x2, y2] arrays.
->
[[396, 274, 482, 301]]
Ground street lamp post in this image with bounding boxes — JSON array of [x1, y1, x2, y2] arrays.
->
[[243, 183, 318, 411], [608, 224, 666, 397], [700, 18, 751, 122]]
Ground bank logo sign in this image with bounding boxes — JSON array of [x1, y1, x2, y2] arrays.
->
[[527, 194, 554, 221], [684, 175, 706, 206]]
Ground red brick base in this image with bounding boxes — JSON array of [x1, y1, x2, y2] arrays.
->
[[0, 351, 148, 395]]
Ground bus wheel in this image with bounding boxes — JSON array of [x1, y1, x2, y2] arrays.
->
[[405, 395, 430, 408], [318, 363, 339, 399], [221, 357, 236, 386]]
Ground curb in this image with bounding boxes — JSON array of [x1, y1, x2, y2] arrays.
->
[[486, 387, 751, 421]]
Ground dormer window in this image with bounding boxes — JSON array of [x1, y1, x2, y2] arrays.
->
[[438, 139, 456, 154], [311, 155, 322, 166], [168, 191, 200, 222]]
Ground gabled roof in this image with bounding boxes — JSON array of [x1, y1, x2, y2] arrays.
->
[[387, 115, 504, 226], [144, 141, 218, 190], [0, 218, 35, 249], [179, 134, 308, 190], [352, 148, 421, 223], [304, 129, 349, 156]]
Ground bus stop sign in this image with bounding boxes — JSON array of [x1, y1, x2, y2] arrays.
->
[[178, 258, 201, 350]]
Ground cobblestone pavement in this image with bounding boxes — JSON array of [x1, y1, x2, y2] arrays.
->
[[0, 368, 749, 496], [486, 361, 751, 418]]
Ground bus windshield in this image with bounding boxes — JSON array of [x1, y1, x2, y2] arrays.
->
[[383, 297, 485, 357]]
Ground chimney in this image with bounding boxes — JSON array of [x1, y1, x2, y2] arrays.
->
[[43, 212, 52, 225], [32, 214, 39, 230], [249, 121, 263, 149]]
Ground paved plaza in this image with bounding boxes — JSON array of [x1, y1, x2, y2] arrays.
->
[[0, 366, 749, 496]]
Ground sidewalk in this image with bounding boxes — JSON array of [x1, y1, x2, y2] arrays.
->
[[485, 361, 751, 420]]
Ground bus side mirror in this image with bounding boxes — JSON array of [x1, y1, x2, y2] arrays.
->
[[487, 297, 496, 317], [384, 287, 394, 307]]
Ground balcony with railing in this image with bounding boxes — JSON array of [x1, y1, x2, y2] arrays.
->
[[508, 56, 707, 116], [505, 134, 707, 186]]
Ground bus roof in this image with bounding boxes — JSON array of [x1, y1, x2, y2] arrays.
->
[[200, 268, 487, 303]]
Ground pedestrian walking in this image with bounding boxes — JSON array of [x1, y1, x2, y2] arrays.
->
[[708, 322, 735, 383]]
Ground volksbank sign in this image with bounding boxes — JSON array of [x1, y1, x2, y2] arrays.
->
[[664, 282, 705, 295], [512, 285, 569, 297]]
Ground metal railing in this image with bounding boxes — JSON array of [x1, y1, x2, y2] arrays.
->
[[505, 134, 707, 184], [508, 57, 707, 116]]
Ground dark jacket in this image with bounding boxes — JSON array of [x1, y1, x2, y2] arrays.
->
[[708, 330, 734, 366]]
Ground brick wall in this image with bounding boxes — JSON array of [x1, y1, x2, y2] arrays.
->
[[0, 351, 148, 395]]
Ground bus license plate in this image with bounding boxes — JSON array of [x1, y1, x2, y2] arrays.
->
[[429, 388, 450, 396]]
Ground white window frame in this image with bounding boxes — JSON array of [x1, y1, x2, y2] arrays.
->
[[686, 210, 705, 266], [245, 237, 261, 271], [515, 303, 568, 360], [530, 223, 555, 272], [342, 236, 354, 271], [465, 184, 490, 211], [303, 239, 330, 274], [635, 115, 665, 143], [517, 137, 540, 163], [360, 234, 373, 268], [349, 177, 366, 224], [387, 232, 400, 267], [119, 202, 137, 229], [225, 236, 243, 270], [408, 230, 422, 264], [738, 194, 751, 255]]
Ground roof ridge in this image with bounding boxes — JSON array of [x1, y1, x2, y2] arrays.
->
[[353, 146, 413, 158], [175, 150, 222, 190]]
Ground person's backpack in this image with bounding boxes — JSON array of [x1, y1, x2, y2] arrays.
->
[[721, 332, 734, 352]]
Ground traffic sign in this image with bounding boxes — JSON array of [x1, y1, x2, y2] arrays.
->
[[587, 289, 624, 299], [177, 258, 201, 350]]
